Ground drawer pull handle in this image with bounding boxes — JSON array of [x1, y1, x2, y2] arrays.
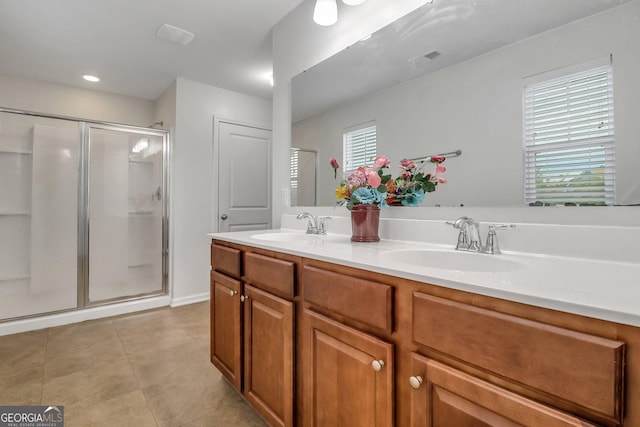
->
[[409, 376, 424, 390], [371, 360, 385, 372], [229, 290, 238, 296]]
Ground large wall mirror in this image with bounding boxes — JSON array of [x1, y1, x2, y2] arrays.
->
[[291, 0, 640, 208]]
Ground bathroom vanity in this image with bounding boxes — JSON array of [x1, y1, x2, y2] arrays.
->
[[209, 219, 640, 427]]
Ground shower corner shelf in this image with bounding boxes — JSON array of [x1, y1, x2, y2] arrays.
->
[[0, 148, 33, 155], [0, 210, 30, 216]]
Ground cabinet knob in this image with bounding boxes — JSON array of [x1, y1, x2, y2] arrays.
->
[[409, 376, 424, 390], [240, 295, 249, 302], [371, 360, 385, 372], [229, 290, 237, 296]]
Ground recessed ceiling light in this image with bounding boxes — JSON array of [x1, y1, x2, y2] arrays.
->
[[82, 74, 100, 83]]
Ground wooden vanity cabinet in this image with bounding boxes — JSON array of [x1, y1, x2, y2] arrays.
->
[[301, 262, 395, 427], [210, 241, 297, 427], [211, 241, 639, 426], [409, 354, 598, 427]]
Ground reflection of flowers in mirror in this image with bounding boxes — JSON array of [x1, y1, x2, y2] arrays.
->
[[386, 157, 447, 206]]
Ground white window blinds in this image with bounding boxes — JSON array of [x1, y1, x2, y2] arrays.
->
[[290, 149, 299, 206], [343, 123, 377, 172], [523, 63, 615, 206]]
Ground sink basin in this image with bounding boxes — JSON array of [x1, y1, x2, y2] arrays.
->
[[250, 232, 343, 242], [385, 249, 524, 273]]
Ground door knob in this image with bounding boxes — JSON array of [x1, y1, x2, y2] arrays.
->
[[371, 360, 385, 372], [220, 214, 228, 220], [409, 376, 424, 390]]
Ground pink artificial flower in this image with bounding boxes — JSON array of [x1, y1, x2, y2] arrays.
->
[[435, 164, 446, 174], [330, 157, 340, 179], [401, 171, 412, 179], [400, 159, 415, 169], [373, 155, 390, 169], [366, 169, 382, 187], [430, 156, 446, 163]]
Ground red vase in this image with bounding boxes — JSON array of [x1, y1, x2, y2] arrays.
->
[[350, 204, 380, 242]]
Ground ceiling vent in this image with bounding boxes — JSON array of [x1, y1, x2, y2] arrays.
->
[[156, 24, 195, 46], [409, 50, 442, 64], [423, 51, 441, 60]]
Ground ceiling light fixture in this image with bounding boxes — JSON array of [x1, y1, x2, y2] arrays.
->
[[313, 0, 338, 26], [342, 0, 366, 5], [82, 74, 100, 83]]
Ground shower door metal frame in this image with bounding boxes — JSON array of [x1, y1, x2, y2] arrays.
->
[[79, 122, 169, 307], [0, 107, 170, 316]]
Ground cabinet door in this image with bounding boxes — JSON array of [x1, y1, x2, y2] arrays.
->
[[210, 271, 242, 390], [409, 354, 598, 427], [243, 284, 294, 427], [305, 310, 393, 427]]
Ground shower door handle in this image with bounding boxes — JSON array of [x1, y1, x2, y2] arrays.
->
[[220, 214, 228, 220]]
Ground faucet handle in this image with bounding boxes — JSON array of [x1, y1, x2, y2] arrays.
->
[[483, 224, 516, 254], [446, 216, 470, 229], [317, 216, 332, 235]]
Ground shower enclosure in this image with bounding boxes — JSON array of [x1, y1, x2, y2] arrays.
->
[[0, 108, 169, 321]]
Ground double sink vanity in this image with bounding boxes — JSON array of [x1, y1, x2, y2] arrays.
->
[[209, 210, 640, 426]]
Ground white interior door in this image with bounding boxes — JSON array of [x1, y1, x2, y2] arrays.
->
[[218, 121, 272, 232]]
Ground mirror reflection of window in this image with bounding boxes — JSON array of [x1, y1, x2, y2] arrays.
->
[[343, 122, 377, 172], [523, 57, 614, 206], [290, 148, 317, 206]]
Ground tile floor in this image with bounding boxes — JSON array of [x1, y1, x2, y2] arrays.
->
[[0, 302, 267, 426]]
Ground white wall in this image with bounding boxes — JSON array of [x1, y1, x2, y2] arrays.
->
[[171, 77, 271, 304], [292, 2, 640, 207], [272, 0, 429, 226], [0, 74, 155, 126]]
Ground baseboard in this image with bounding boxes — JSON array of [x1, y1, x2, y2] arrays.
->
[[0, 295, 171, 336], [170, 292, 210, 307]]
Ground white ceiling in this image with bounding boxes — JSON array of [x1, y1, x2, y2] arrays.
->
[[0, 0, 305, 101], [292, 0, 632, 122]]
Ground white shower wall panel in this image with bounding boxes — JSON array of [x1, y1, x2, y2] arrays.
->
[[30, 125, 79, 299]]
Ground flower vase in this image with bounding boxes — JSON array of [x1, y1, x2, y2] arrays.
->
[[350, 204, 380, 242]]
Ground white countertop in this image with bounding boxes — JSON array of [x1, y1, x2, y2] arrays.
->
[[209, 228, 640, 328]]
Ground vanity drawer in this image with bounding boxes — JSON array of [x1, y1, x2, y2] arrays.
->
[[211, 243, 241, 278], [244, 252, 295, 298], [412, 292, 625, 421], [302, 265, 393, 333]]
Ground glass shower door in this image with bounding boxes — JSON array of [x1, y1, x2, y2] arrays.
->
[[86, 125, 165, 303]]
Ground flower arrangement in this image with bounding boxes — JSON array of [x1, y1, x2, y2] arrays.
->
[[332, 156, 392, 210], [330, 155, 447, 209], [385, 156, 447, 206]]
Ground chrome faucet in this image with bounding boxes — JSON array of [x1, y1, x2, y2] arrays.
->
[[447, 217, 515, 254], [296, 212, 331, 235]]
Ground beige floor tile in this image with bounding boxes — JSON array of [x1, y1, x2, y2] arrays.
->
[[0, 302, 261, 426], [128, 346, 215, 393], [0, 381, 43, 405], [44, 335, 127, 381], [64, 389, 157, 427], [0, 329, 48, 352], [42, 356, 139, 407]]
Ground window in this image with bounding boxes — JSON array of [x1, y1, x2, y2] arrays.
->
[[523, 60, 615, 206], [343, 122, 377, 172], [290, 148, 299, 206]]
